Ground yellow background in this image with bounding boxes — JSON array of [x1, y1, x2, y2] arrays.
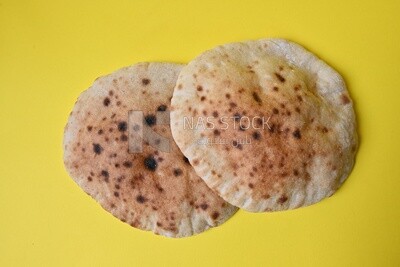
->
[[1, 0, 399, 266]]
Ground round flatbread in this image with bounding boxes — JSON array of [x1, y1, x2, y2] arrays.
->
[[63, 62, 237, 237], [171, 39, 358, 212]]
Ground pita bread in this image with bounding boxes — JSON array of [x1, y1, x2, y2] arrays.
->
[[171, 39, 358, 212], [63, 62, 237, 237]]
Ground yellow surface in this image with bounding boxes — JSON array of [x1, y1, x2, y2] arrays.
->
[[1, 0, 399, 266]]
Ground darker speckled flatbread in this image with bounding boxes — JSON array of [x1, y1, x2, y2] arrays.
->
[[63, 62, 237, 237]]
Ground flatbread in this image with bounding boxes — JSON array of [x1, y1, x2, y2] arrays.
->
[[63, 62, 237, 237], [171, 39, 358, 212]]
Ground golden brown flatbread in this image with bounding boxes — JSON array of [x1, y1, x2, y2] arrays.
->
[[171, 39, 358, 212], [63, 62, 237, 237]]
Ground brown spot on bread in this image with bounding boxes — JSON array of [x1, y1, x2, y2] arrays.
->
[[136, 195, 147, 203], [278, 195, 288, 204], [142, 78, 150, 85], [157, 105, 167, 111], [252, 92, 262, 104], [200, 96, 206, 101], [212, 111, 219, 118], [274, 72, 286, 82], [200, 203, 208, 210], [252, 131, 261, 140], [341, 94, 350, 104], [118, 121, 127, 132], [120, 134, 128, 141], [123, 161, 132, 168], [197, 85, 203, 91], [87, 126, 93, 131], [268, 124, 276, 133], [173, 168, 182, 176], [144, 114, 156, 126], [225, 93, 231, 99], [101, 170, 109, 182], [103, 98, 111, 106], [232, 141, 243, 150], [351, 145, 357, 152], [293, 129, 301, 139], [144, 155, 157, 171], [156, 184, 164, 192], [233, 113, 241, 121], [93, 143, 103, 155], [263, 194, 271, 200], [211, 212, 220, 220]]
